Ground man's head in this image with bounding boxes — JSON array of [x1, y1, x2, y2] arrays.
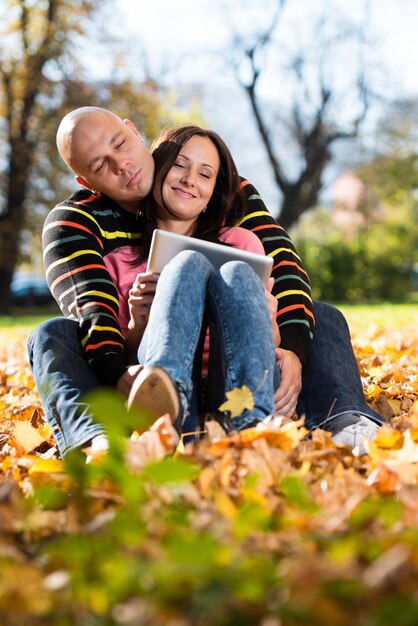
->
[[56, 106, 155, 212]]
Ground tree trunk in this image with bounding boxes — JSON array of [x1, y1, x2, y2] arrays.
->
[[0, 139, 30, 314]]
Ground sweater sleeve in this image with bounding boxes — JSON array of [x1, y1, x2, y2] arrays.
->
[[226, 179, 314, 367], [42, 197, 128, 386]]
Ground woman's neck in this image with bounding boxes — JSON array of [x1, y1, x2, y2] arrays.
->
[[156, 217, 196, 237]]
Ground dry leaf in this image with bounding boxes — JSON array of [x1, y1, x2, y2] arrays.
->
[[218, 385, 254, 418], [11, 420, 48, 453]]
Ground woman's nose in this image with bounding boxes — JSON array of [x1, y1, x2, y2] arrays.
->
[[181, 169, 196, 186]]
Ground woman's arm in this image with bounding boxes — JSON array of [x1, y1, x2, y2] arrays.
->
[[125, 272, 159, 363]]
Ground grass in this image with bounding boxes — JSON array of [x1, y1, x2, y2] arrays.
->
[[0, 302, 415, 334], [338, 302, 417, 328], [0, 305, 60, 331]]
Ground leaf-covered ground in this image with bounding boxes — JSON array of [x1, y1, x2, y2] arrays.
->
[[0, 308, 417, 626]]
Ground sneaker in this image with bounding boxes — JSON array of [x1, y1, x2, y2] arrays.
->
[[127, 366, 183, 432], [329, 413, 380, 454], [84, 433, 109, 464]]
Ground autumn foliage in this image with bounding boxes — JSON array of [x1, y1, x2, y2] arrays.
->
[[0, 315, 418, 625]]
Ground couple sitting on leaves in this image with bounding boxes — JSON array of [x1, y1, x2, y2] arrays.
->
[[28, 107, 383, 460]]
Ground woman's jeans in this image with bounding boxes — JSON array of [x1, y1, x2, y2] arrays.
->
[[136, 251, 279, 433], [28, 271, 383, 456]]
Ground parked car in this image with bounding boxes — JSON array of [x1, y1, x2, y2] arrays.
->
[[10, 274, 55, 307]]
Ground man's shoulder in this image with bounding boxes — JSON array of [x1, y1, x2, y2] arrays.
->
[[238, 177, 258, 197], [56, 188, 115, 211], [46, 189, 129, 226]]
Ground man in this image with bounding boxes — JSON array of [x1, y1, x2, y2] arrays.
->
[[28, 106, 383, 457]]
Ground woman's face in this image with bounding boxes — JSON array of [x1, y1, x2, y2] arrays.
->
[[154, 135, 220, 232]]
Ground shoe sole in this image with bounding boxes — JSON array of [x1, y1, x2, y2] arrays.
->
[[127, 366, 180, 428]]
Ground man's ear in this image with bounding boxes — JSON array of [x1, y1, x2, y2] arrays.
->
[[75, 175, 93, 190], [124, 118, 143, 141]]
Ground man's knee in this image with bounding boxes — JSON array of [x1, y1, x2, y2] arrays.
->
[[27, 317, 80, 359], [313, 300, 349, 332]]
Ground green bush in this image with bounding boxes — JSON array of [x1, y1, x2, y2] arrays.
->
[[293, 214, 417, 302]]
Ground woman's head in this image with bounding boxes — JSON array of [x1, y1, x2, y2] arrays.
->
[[150, 125, 242, 238]]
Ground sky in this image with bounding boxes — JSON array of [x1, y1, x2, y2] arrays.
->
[[102, 0, 418, 213], [116, 0, 418, 95]]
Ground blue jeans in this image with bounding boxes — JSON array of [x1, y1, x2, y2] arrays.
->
[[137, 251, 279, 432], [297, 301, 383, 429], [28, 296, 383, 457]]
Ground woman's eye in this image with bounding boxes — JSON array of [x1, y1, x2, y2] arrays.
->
[[174, 161, 185, 168], [94, 162, 104, 173], [200, 173, 210, 179], [116, 140, 126, 149]]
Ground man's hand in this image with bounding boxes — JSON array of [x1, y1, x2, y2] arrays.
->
[[265, 277, 280, 347], [116, 364, 144, 398], [274, 348, 302, 418]]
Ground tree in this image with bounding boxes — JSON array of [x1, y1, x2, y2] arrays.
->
[[0, 1, 181, 314], [0, 1, 101, 312], [224, 0, 373, 228], [290, 98, 418, 302]]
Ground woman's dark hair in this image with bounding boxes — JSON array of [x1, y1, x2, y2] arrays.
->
[[135, 125, 245, 264]]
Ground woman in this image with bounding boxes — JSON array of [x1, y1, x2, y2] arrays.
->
[[104, 125, 280, 434]]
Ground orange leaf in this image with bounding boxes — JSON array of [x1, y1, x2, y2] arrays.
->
[[12, 420, 48, 453]]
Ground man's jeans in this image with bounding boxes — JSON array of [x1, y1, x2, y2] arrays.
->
[[28, 284, 383, 456], [297, 303, 382, 430]]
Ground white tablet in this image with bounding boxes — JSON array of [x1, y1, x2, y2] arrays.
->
[[147, 229, 273, 286]]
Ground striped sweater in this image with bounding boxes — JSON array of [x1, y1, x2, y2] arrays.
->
[[42, 179, 314, 386]]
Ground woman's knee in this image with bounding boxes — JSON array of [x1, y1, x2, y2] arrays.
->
[[163, 250, 213, 277], [220, 260, 260, 287]]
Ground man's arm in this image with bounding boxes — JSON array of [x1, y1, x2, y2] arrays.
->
[[227, 179, 314, 368], [42, 190, 138, 386]]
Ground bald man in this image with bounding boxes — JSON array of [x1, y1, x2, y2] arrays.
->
[[56, 107, 155, 214], [28, 107, 382, 456]]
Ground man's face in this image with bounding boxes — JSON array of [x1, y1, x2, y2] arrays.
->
[[69, 114, 155, 212]]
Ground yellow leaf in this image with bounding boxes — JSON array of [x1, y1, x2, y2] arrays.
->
[[12, 420, 47, 453], [374, 426, 404, 450], [219, 385, 254, 418], [215, 490, 237, 519], [368, 366, 384, 379], [28, 458, 64, 475], [387, 399, 402, 415]]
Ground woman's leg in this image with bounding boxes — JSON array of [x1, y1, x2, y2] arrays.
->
[[207, 261, 279, 430], [136, 250, 214, 428]]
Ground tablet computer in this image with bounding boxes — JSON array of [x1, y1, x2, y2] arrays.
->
[[147, 229, 273, 286]]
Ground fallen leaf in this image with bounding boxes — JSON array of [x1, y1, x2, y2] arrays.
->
[[11, 420, 49, 453], [219, 385, 254, 418]]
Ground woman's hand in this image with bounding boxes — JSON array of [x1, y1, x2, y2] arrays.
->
[[128, 271, 159, 334], [125, 272, 159, 363], [265, 277, 281, 347]]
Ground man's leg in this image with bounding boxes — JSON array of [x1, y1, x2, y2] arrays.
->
[[297, 301, 383, 447], [28, 317, 104, 456]]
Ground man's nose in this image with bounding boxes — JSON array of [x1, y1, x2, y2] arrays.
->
[[111, 155, 129, 174]]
